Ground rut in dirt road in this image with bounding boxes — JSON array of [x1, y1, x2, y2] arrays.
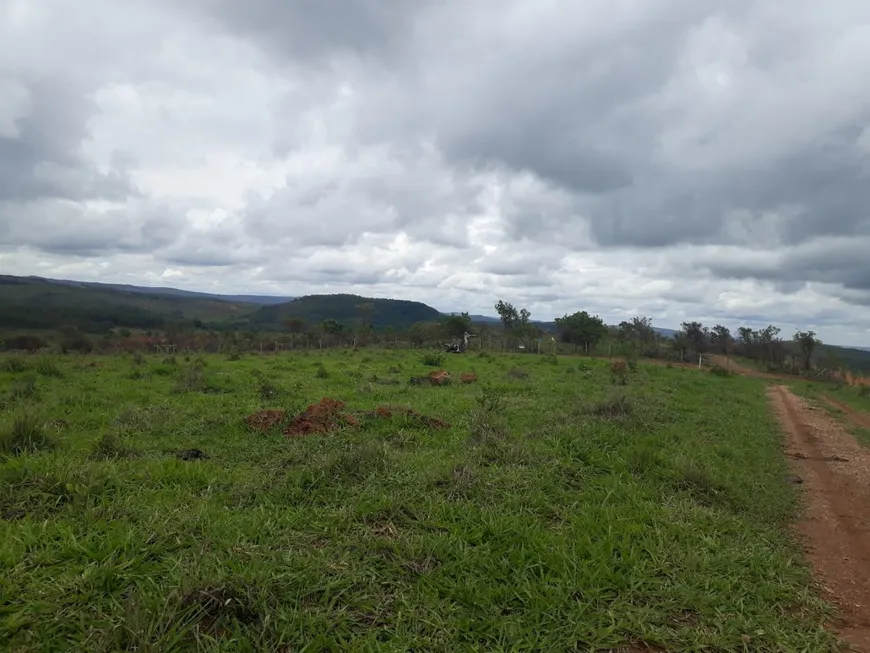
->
[[769, 385, 870, 651]]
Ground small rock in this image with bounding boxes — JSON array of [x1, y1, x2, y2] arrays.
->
[[787, 474, 803, 484], [177, 449, 209, 461]]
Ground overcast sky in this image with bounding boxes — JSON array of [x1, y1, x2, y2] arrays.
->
[[2, 1, 870, 344]]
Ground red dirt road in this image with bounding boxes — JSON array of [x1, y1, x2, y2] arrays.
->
[[769, 385, 870, 651]]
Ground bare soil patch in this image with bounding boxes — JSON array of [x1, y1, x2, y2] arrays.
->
[[769, 385, 870, 651], [245, 409, 286, 433]]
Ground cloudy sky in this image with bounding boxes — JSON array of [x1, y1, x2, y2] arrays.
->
[[2, 1, 870, 344]]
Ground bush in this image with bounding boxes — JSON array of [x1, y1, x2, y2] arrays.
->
[[420, 352, 445, 367], [585, 391, 633, 419], [2, 356, 28, 373], [89, 432, 136, 460], [259, 382, 281, 402], [469, 387, 509, 444], [172, 365, 219, 394], [35, 357, 63, 378], [709, 364, 731, 377], [0, 412, 55, 456], [610, 360, 628, 385], [859, 385, 870, 398], [315, 365, 329, 379], [9, 376, 38, 401]]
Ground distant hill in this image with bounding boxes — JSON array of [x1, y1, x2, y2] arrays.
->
[[0, 275, 260, 333], [240, 294, 442, 331], [28, 276, 293, 305]]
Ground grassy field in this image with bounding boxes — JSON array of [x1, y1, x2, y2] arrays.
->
[[0, 350, 836, 651]]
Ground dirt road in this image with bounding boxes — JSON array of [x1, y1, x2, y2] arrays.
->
[[769, 385, 870, 651]]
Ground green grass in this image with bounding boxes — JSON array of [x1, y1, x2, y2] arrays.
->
[[0, 351, 836, 651]]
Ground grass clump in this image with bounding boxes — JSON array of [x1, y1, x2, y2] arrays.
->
[[172, 364, 220, 394], [9, 376, 38, 401], [0, 412, 55, 456], [420, 352, 445, 367], [89, 431, 136, 460], [585, 391, 634, 418], [2, 356, 29, 373], [35, 357, 63, 378]]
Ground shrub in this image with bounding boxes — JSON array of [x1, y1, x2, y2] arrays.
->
[[2, 356, 28, 373], [9, 376, 38, 401], [859, 385, 870, 398], [469, 387, 509, 444], [709, 364, 731, 377], [89, 431, 136, 460], [35, 357, 63, 378], [0, 412, 55, 456], [259, 382, 281, 402], [315, 365, 329, 379], [172, 365, 219, 394], [507, 367, 529, 380], [420, 352, 445, 367], [585, 391, 633, 419], [132, 352, 146, 366], [610, 360, 628, 385]]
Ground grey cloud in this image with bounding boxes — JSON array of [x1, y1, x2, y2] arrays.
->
[[182, 0, 435, 63], [704, 238, 870, 292], [0, 77, 135, 203], [0, 199, 176, 257]]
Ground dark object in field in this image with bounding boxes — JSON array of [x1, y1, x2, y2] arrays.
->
[[245, 409, 286, 432], [283, 398, 357, 437], [1, 509, 26, 521], [787, 474, 803, 484], [177, 449, 209, 461]]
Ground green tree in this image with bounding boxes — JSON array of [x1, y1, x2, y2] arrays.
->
[[680, 321, 708, 355], [793, 330, 821, 370], [554, 311, 607, 352], [442, 312, 473, 338], [710, 325, 732, 354], [494, 300, 519, 331]]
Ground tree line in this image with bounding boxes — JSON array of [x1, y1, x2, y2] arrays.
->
[[0, 297, 831, 374]]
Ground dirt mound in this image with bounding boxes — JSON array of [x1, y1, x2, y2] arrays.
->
[[245, 409, 286, 432], [460, 373, 478, 384], [409, 370, 451, 386], [283, 398, 356, 437]]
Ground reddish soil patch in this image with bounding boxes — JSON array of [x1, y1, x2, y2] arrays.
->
[[428, 370, 450, 385], [460, 372, 478, 384], [769, 385, 870, 650], [283, 398, 356, 437], [364, 406, 449, 429], [245, 409, 286, 432]]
